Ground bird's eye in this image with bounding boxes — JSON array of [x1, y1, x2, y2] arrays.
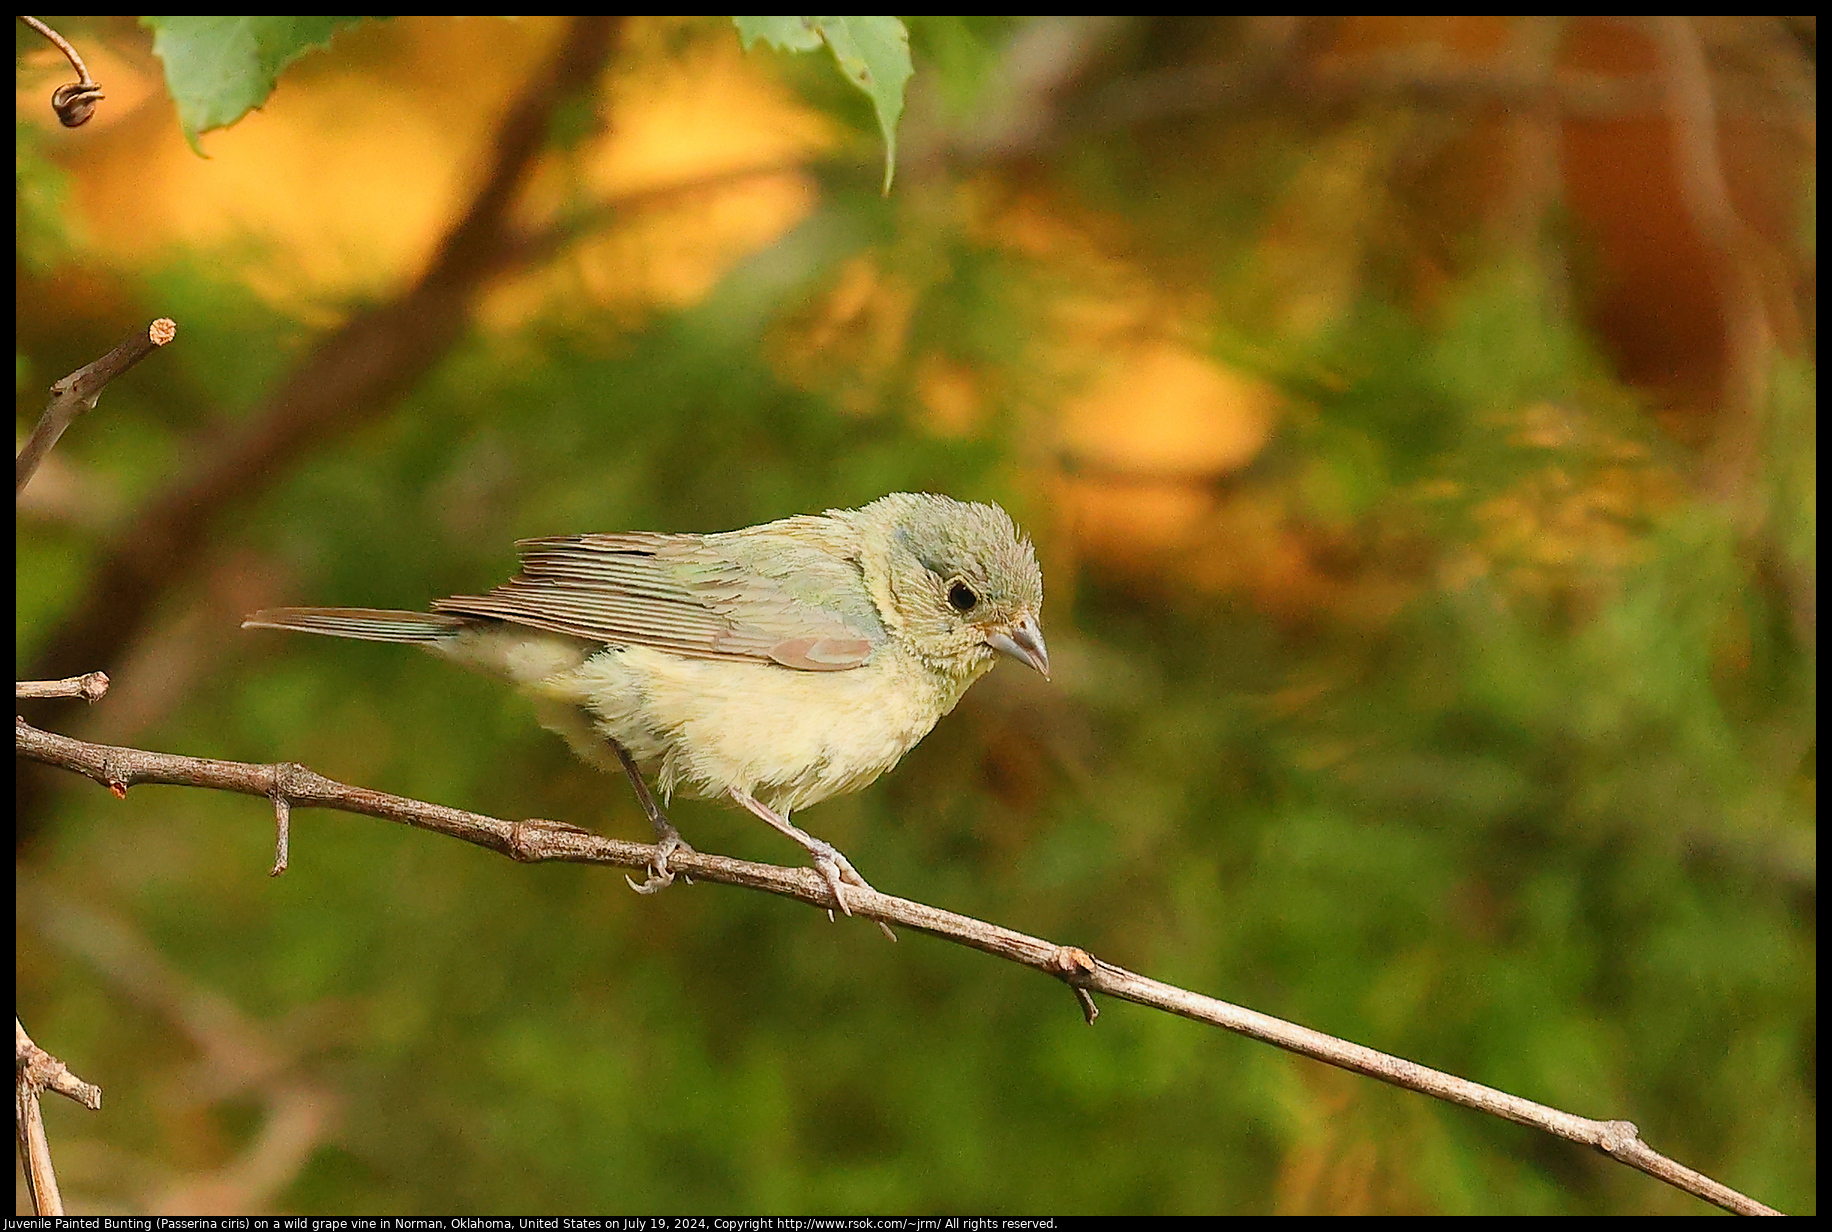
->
[[947, 579, 979, 613]]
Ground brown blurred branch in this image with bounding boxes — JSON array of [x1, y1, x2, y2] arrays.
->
[[1651, 18, 1815, 654], [1490, 18, 1568, 256], [16, 320, 177, 496], [1651, 17, 1781, 503], [16, 1017, 102, 1216], [501, 155, 836, 272], [946, 17, 1675, 164], [18, 15, 105, 127], [23, 16, 622, 692], [16, 714, 1784, 1216], [1072, 40, 1671, 140], [1054, 16, 1808, 150]]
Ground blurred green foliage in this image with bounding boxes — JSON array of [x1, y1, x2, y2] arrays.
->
[[16, 15, 1814, 1216]]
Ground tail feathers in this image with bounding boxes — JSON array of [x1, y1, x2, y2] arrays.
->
[[242, 607, 466, 644]]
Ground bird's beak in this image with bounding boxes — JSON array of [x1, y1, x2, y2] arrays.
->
[[988, 612, 1050, 680]]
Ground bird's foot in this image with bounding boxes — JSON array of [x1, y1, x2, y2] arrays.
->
[[626, 824, 694, 895], [803, 836, 874, 916], [608, 736, 694, 893], [730, 789, 895, 940], [805, 842, 896, 942]]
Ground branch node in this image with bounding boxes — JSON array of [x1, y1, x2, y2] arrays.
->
[[1597, 1119, 1642, 1157], [98, 752, 133, 797], [16, 1020, 102, 1111], [510, 818, 588, 861], [267, 760, 309, 797]]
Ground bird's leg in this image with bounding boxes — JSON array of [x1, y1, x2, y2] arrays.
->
[[729, 789, 869, 911], [608, 737, 692, 894], [729, 789, 894, 939]]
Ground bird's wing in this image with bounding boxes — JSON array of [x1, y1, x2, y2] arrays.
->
[[432, 530, 883, 671]]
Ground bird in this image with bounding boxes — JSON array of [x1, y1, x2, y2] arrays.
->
[[243, 492, 1048, 917]]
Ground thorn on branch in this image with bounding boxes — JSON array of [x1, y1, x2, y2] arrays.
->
[[1049, 945, 1100, 1023], [269, 794, 291, 876]]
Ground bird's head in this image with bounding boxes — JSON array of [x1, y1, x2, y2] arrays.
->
[[851, 493, 1049, 681]]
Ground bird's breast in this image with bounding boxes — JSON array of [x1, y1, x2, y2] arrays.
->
[[556, 642, 983, 813]]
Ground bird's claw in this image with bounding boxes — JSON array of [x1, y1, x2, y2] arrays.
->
[[804, 838, 869, 913], [807, 841, 895, 941], [626, 868, 671, 895], [626, 829, 693, 896]]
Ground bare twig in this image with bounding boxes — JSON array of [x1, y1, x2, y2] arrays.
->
[[17, 672, 112, 703], [14, 714, 1783, 1216], [14, 1074, 62, 1214], [16, 320, 176, 497], [15, 1019, 103, 1111], [16, 1018, 103, 1217], [18, 15, 105, 126]]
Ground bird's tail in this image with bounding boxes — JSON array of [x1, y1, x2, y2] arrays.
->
[[241, 607, 467, 644]]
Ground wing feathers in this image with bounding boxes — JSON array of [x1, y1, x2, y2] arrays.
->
[[432, 531, 879, 671], [243, 608, 466, 643]]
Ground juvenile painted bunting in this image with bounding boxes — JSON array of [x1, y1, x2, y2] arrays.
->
[[244, 492, 1048, 913]]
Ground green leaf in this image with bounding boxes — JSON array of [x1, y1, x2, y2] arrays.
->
[[142, 16, 375, 154], [733, 15, 825, 53], [733, 15, 912, 194]]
